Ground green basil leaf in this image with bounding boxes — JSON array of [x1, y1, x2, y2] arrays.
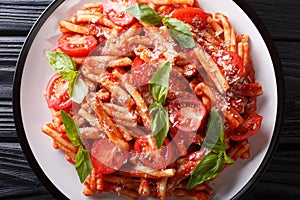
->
[[149, 61, 171, 104], [187, 107, 234, 189], [162, 17, 195, 49], [187, 152, 224, 189], [46, 51, 76, 74], [126, 3, 162, 25], [150, 104, 169, 149], [71, 77, 89, 103], [75, 145, 93, 183], [46, 51, 88, 103], [150, 84, 168, 105], [223, 151, 234, 164], [202, 107, 226, 152], [60, 110, 82, 147], [67, 71, 78, 97]]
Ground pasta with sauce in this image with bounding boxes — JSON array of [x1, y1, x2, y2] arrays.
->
[[42, 0, 263, 199]]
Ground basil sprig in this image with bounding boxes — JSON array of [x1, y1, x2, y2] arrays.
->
[[126, 3, 162, 25], [46, 51, 88, 103], [60, 110, 92, 183], [149, 61, 171, 149], [187, 107, 234, 189], [126, 3, 195, 48], [162, 17, 195, 48]]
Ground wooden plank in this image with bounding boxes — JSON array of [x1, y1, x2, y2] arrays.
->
[[0, 0, 51, 35], [0, 143, 54, 199], [245, 0, 300, 40]]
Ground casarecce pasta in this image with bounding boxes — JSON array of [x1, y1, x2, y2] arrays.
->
[[42, 0, 263, 199]]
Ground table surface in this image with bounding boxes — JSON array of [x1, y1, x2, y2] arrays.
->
[[1, 0, 299, 199]]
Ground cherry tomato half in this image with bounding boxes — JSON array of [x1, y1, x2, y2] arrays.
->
[[168, 98, 207, 133], [230, 111, 263, 141], [131, 56, 155, 86], [91, 137, 128, 174], [171, 7, 211, 28], [134, 135, 173, 169], [103, 0, 136, 26], [212, 50, 245, 84], [45, 73, 73, 111], [58, 33, 97, 57]]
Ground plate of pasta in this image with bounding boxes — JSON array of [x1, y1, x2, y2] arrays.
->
[[13, 0, 284, 200]]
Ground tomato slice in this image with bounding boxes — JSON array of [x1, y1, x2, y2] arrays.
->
[[45, 73, 73, 111], [171, 7, 210, 28], [91, 137, 128, 174], [212, 50, 245, 84], [103, 0, 136, 26], [134, 135, 173, 169], [168, 98, 207, 133], [131, 56, 155, 86], [230, 111, 263, 141], [58, 33, 97, 57]]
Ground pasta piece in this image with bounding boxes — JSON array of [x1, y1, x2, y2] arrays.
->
[[125, 164, 176, 178], [207, 16, 223, 36], [103, 183, 140, 200], [90, 98, 130, 151], [106, 57, 133, 68], [113, 70, 152, 129], [59, 20, 89, 34], [102, 103, 137, 123], [214, 13, 237, 52], [157, 177, 168, 199], [83, 2, 103, 9], [193, 46, 230, 93], [72, 14, 120, 29], [42, 123, 77, 153], [151, 0, 194, 6], [139, 178, 151, 196], [194, 82, 243, 128], [41, 123, 77, 163]]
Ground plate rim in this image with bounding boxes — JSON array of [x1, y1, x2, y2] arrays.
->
[[12, 0, 285, 199]]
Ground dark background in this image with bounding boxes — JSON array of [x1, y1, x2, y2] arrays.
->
[[1, 0, 300, 199]]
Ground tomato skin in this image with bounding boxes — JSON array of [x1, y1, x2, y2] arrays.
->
[[103, 0, 136, 26], [230, 111, 263, 141], [212, 50, 245, 84], [171, 7, 211, 28], [91, 137, 128, 174], [131, 56, 155, 86], [168, 98, 207, 133], [45, 73, 73, 111], [134, 135, 173, 169], [58, 33, 97, 57]]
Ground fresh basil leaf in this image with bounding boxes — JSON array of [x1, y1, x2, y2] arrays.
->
[[72, 77, 89, 103], [223, 151, 234, 164], [46, 51, 88, 103], [187, 152, 224, 189], [149, 103, 169, 149], [149, 61, 171, 104], [76, 145, 93, 183], [66, 71, 78, 97], [60, 110, 82, 147], [162, 17, 195, 48], [150, 84, 168, 105], [126, 3, 162, 25], [46, 51, 76, 74], [187, 107, 234, 188], [202, 107, 226, 151]]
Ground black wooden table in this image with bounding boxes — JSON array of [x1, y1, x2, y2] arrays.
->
[[1, 0, 300, 199]]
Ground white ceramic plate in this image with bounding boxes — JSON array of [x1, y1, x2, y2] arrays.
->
[[13, 0, 284, 199]]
